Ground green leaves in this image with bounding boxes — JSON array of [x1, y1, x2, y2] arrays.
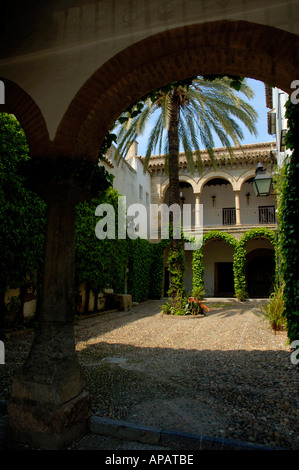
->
[[76, 188, 166, 302], [19, 155, 113, 194], [192, 229, 276, 302], [276, 99, 299, 342], [0, 113, 46, 293], [114, 75, 257, 174]]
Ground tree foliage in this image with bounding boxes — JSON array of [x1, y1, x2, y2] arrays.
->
[[277, 100, 299, 342], [0, 113, 46, 328], [114, 75, 257, 173], [192, 228, 277, 302], [76, 187, 128, 298]]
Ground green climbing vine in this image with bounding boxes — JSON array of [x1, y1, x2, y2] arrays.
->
[[277, 99, 299, 342], [192, 231, 237, 294], [77, 187, 167, 304], [166, 238, 186, 308], [233, 228, 277, 301], [192, 229, 277, 301], [128, 238, 168, 302]]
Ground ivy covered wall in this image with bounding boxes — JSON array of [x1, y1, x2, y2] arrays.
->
[[76, 188, 167, 305], [192, 228, 277, 302], [277, 100, 299, 342], [127, 238, 166, 302]]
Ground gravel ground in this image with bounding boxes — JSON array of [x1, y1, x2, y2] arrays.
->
[[1, 298, 298, 450]]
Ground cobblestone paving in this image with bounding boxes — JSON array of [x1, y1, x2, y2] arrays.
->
[[1, 299, 298, 450]]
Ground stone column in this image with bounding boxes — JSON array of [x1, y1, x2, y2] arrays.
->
[[234, 191, 241, 225], [5, 178, 90, 450], [194, 193, 201, 228]]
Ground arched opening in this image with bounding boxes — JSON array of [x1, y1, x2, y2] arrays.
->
[[164, 181, 195, 224], [245, 240, 276, 298], [240, 175, 276, 226], [203, 238, 235, 297], [2, 15, 298, 451], [201, 178, 235, 227], [0, 78, 51, 157], [54, 20, 299, 161]]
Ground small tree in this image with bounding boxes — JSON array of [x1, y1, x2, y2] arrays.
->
[[0, 113, 46, 329], [76, 187, 129, 312]]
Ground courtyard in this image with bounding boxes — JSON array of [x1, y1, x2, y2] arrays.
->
[[2, 299, 297, 450]]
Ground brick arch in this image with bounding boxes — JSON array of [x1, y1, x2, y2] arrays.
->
[[0, 78, 51, 157], [54, 19, 299, 162]]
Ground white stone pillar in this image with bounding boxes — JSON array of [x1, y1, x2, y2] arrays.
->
[[234, 191, 241, 225], [195, 193, 201, 227]]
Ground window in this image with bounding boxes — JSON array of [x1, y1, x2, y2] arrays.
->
[[258, 206, 276, 224], [222, 208, 236, 225], [139, 184, 143, 199]]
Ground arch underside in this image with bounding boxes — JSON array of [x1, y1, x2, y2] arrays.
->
[[1, 20, 299, 160]]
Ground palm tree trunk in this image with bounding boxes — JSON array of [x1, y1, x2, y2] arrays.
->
[[168, 94, 180, 208], [167, 93, 184, 309]]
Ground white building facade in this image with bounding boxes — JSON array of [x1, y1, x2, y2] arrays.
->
[[103, 140, 277, 299], [266, 85, 290, 167]]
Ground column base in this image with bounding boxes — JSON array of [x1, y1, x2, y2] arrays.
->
[[4, 322, 90, 449], [5, 391, 90, 450]]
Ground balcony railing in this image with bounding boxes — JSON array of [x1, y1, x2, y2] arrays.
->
[[258, 206, 276, 224], [202, 206, 276, 227]]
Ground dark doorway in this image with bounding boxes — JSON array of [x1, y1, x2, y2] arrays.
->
[[246, 252, 275, 298], [215, 262, 234, 296]]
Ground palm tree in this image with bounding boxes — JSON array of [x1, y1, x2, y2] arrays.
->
[[114, 76, 258, 308]]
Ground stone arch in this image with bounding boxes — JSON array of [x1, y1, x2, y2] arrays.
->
[[161, 175, 198, 198], [0, 78, 51, 157], [54, 20, 299, 161], [235, 169, 257, 192], [198, 172, 236, 193], [234, 228, 277, 299], [203, 231, 238, 248], [192, 230, 238, 296]]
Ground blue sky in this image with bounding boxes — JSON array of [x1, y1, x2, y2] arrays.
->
[[136, 78, 275, 156]]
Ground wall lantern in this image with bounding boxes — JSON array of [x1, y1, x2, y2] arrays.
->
[[252, 163, 272, 197], [211, 195, 216, 207]]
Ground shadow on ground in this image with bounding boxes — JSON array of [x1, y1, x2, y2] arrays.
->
[[78, 340, 298, 450]]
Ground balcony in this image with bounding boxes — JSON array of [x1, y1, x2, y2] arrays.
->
[[202, 205, 276, 227]]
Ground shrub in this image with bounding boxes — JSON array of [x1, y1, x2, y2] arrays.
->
[[258, 285, 286, 333], [192, 285, 205, 300]]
